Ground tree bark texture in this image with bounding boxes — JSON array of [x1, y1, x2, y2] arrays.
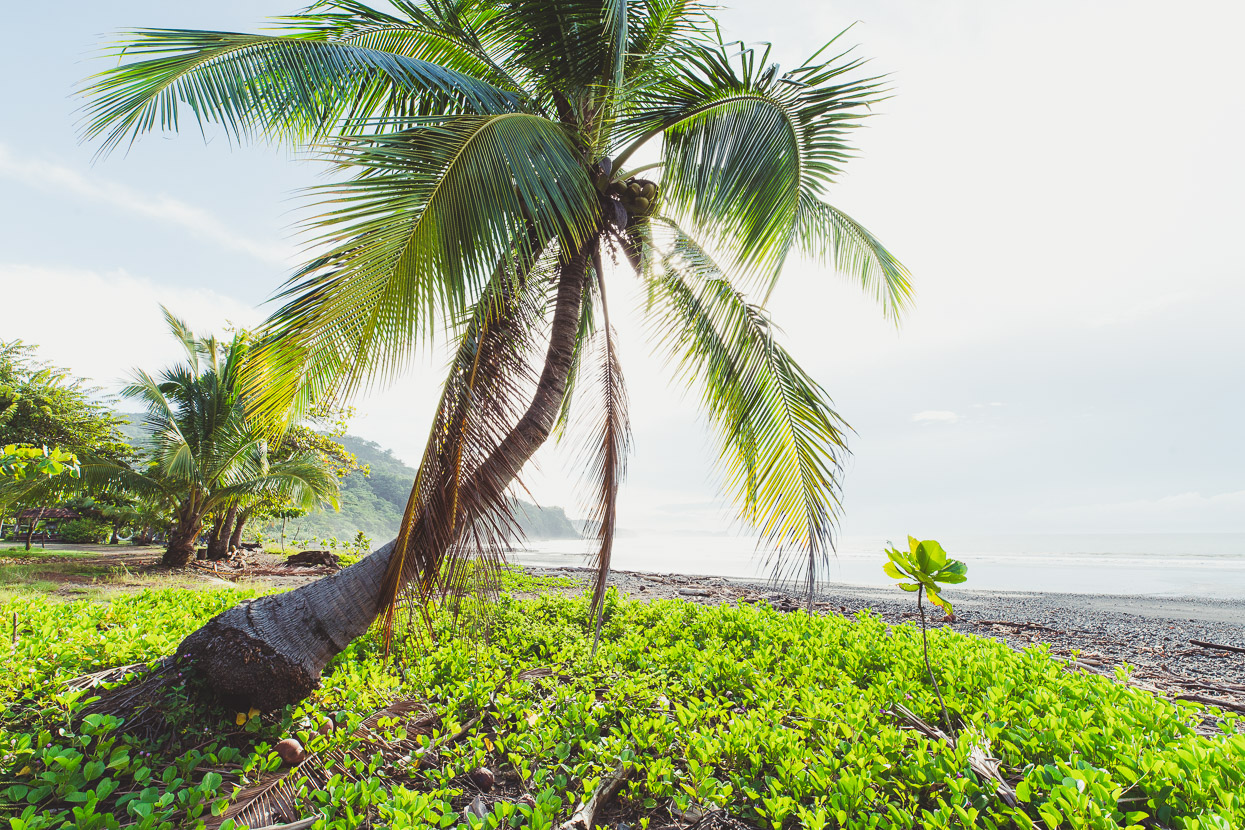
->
[[228, 509, 248, 551], [24, 507, 44, 551], [176, 240, 594, 710], [176, 540, 395, 709], [207, 506, 237, 560], [163, 501, 203, 567]]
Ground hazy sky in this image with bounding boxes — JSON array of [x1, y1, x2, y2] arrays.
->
[[2, 1, 1242, 538]]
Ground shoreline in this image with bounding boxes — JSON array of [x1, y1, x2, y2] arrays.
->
[[526, 565, 1245, 712]]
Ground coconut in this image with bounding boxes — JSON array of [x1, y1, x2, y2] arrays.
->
[[317, 717, 335, 735], [628, 182, 643, 197], [633, 197, 651, 213], [274, 737, 306, 766], [469, 766, 496, 791], [607, 181, 626, 196], [641, 182, 657, 200]]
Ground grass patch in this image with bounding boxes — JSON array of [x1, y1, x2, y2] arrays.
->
[[1, 587, 1241, 830], [0, 547, 99, 560]]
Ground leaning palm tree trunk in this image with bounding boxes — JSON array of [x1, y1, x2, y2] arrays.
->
[[175, 249, 590, 710]]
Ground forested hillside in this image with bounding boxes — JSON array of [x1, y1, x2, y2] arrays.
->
[[261, 434, 581, 545]]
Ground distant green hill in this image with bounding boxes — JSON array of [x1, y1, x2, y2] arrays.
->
[[272, 434, 581, 545]]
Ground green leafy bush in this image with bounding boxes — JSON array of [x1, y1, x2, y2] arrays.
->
[[55, 519, 111, 545], [1, 583, 1241, 830]]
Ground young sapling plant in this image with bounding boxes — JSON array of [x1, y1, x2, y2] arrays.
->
[[884, 537, 968, 735]]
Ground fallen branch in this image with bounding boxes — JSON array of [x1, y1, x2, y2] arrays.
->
[[1175, 693, 1245, 714], [558, 761, 629, 830], [1190, 639, 1245, 655], [889, 703, 1018, 807], [973, 619, 1067, 634]]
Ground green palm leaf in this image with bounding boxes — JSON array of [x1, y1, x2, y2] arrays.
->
[[280, 1, 531, 101], [210, 453, 341, 514], [81, 28, 521, 154], [247, 113, 599, 424], [615, 34, 886, 287], [795, 195, 913, 319], [643, 219, 849, 597]]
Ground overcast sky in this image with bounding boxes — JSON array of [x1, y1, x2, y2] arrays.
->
[[2, 1, 1242, 538]]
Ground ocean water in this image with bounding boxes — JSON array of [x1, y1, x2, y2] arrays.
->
[[510, 532, 1245, 599]]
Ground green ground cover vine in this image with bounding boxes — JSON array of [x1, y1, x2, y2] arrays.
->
[[1, 583, 1241, 830]]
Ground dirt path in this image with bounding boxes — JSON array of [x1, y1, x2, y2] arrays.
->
[[0, 544, 333, 596]]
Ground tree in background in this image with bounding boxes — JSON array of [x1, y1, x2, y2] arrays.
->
[[87, 312, 342, 565], [0, 445, 82, 543], [0, 342, 134, 547], [83, 0, 911, 709], [236, 423, 365, 551]]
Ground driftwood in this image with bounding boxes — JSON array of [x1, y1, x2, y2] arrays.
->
[[1190, 639, 1245, 655], [1174, 693, 1245, 714], [285, 550, 342, 568], [972, 619, 1067, 634], [557, 761, 629, 830], [889, 703, 1018, 807]]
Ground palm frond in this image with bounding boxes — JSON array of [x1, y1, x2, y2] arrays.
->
[[603, 0, 630, 90], [80, 28, 521, 155], [643, 219, 850, 596], [575, 248, 631, 635], [796, 195, 913, 320], [245, 114, 599, 426], [279, 0, 530, 99], [376, 234, 564, 646], [615, 33, 886, 288], [76, 461, 173, 505], [209, 453, 341, 513], [492, 1, 622, 96]]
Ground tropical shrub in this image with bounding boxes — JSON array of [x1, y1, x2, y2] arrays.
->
[[56, 519, 110, 544]]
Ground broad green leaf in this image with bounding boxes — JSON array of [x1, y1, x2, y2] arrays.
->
[[919, 540, 947, 570]]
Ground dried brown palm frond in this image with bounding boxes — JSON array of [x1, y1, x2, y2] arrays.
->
[[206, 697, 437, 830], [75, 658, 180, 742], [577, 246, 631, 657], [377, 236, 568, 647]]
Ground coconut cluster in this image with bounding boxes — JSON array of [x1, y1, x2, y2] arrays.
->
[[606, 177, 659, 217]]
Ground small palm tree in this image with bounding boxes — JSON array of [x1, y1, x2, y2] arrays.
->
[[90, 312, 341, 566], [83, 1, 911, 708]]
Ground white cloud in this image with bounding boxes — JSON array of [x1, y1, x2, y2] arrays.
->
[[0, 144, 295, 267], [911, 410, 960, 424], [0, 263, 260, 390]]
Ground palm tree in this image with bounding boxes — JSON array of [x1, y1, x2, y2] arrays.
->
[[91, 312, 341, 566], [82, 1, 912, 709]]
